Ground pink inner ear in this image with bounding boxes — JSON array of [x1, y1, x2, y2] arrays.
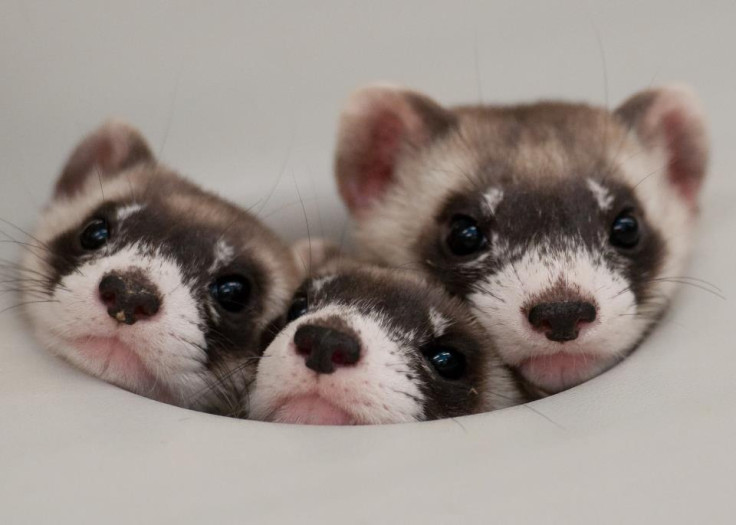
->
[[56, 136, 115, 197], [652, 99, 707, 208], [347, 111, 405, 212], [55, 129, 136, 198], [663, 111, 701, 204]]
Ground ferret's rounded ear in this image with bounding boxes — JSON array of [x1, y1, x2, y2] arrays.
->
[[291, 238, 341, 279], [55, 120, 154, 199], [615, 85, 709, 207], [335, 84, 456, 216]]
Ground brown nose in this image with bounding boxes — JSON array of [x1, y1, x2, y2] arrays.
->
[[528, 301, 596, 342], [99, 272, 161, 325], [294, 324, 361, 374]]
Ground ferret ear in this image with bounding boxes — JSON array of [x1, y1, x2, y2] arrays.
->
[[615, 85, 709, 206], [291, 238, 341, 279], [55, 120, 154, 199], [335, 85, 456, 215]]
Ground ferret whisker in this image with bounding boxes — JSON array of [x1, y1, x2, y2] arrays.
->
[[504, 395, 567, 431], [0, 287, 51, 298], [260, 198, 312, 220], [650, 278, 726, 300], [291, 172, 315, 283], [472, 29, 484, 105], [386, 387, 422, 403], [0, 218, 54, 253], [192, 360, 253, 403], [254, 129, 295, 218], [632, 163, 668, 191], [0, 299, 60, 315], [651, 275, 723, 293], [157, 56, 186, 159], [95, 166, 106, 203]]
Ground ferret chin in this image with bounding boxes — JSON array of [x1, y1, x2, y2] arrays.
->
[[17, 121, 302, 413], [334, 84, 709, 395]]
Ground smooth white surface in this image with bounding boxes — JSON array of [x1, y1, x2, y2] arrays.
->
[[1, 1, 734, 523]]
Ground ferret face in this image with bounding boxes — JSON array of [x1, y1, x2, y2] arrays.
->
[[250, 262, 523, 425], [335, 86, 709, 395], [21, 122, 300, 411]]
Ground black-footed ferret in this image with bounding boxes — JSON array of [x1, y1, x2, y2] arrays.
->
[[17, 121, 301, 412], [334, 85, 709, 395], [249, 248, 526, 425]]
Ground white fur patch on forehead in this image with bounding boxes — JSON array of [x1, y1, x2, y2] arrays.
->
[[209, 239, 235, 273], [250, 303, 425, 424], [483, 188, 504, 215], [310, 274, 337, 294], [428, 307, 451, 337], [585, 178, 614, 211], [116, 202, 146, 221]]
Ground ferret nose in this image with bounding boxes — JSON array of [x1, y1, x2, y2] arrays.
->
[[527, 301, 596, 342], [293, 324, 361, 374], [99, 272, 161, 325]]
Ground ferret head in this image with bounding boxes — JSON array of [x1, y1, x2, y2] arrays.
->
[[21, 121, 301, 411], [250, 256, 524, 425], [335, 85, 709, 395]]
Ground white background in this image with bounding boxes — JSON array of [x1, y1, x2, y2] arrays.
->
[[1, 1, 734, 523]]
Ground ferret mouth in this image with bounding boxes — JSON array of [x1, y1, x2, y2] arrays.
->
[[517, 352, 614, 394], [271, 394, 357, 426], [72, 336, 160, 392]]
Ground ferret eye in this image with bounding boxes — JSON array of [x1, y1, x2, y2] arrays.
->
[[423, 346, 466, 380], [80, 218, 110, 250], [610, 211, 640, 249], [287, 295, 309, 322], [210, 275, 251, 313], [446, 215, 487, 256]]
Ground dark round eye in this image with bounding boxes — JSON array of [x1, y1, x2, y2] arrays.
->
[[424, 347, 466, 380], [80, 218, 110, 250], [287, 295, 309, 322], [210, 275, 251, 313], [610, 212, 640, 249], [446, 215, 487, 256]]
